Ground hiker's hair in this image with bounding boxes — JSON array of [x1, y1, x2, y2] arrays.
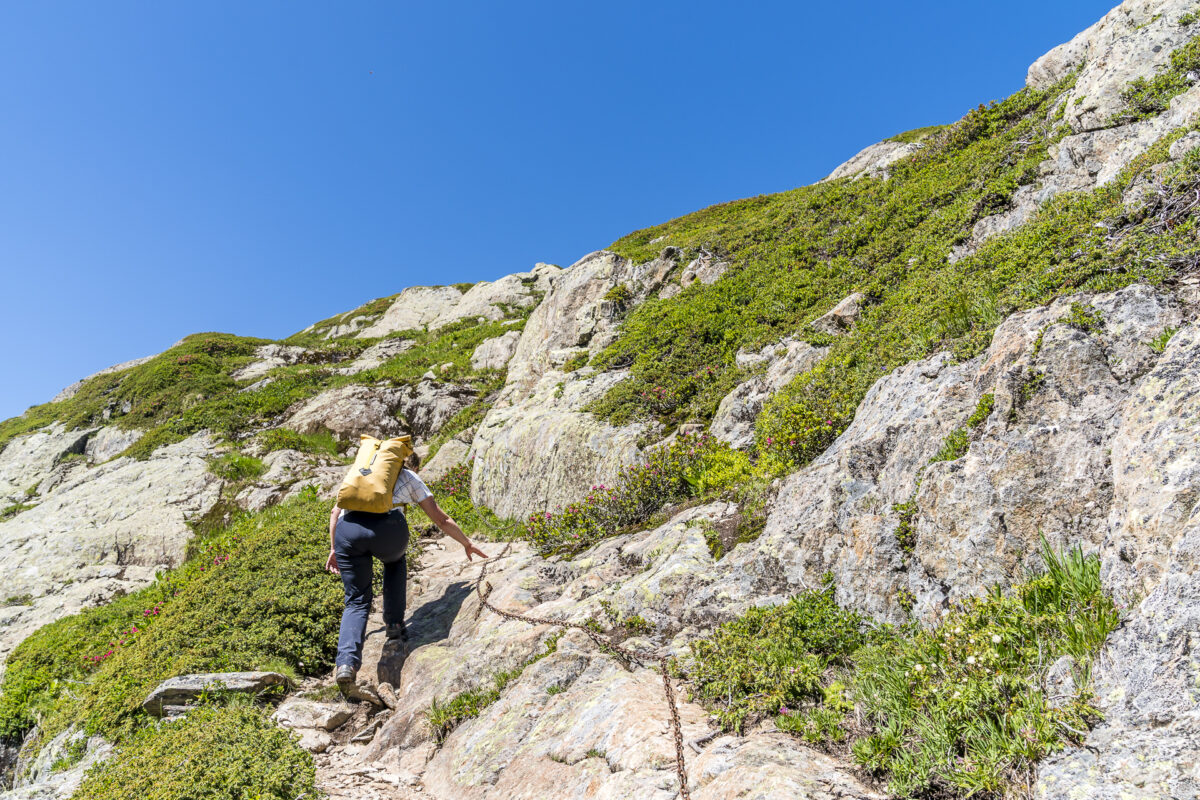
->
[[405, 450, 421, 471]]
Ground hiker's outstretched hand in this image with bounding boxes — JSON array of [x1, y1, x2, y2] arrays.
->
[[325, 550, 340, 575], [464, 542, 489, 561]]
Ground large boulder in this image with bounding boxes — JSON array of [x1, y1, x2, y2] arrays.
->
[[499, 251, 672, 404], [283, 385, 408, 439], [0, 434, 222, 671], [470, 371, 643, 519], [469, 249, 674, 517], [399, 381, 476, 438], [0, 424, 93, 503], [428, 266, 558, 330], [355, 286, 465, 339]]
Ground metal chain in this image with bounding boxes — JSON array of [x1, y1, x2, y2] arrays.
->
[[471, 546, 692, 800]]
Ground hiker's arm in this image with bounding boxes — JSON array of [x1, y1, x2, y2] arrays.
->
[[417, 497, 488, 561], [325, 503, 340, 574]]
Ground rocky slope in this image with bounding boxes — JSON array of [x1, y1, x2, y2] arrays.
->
[[2, 0, 1200, 798]]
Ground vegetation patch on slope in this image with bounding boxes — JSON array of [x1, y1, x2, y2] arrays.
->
[[595, 72, 1199, 476], [0, 490, 341, 753], [681, 542, 1120, 798], [73, 704, 317, 800]]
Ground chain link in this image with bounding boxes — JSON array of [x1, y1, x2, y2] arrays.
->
[[471, 546, 692, 800]]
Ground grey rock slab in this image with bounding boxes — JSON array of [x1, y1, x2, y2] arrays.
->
[[83, 426, 144, 464], [470, 370, 643, 518], [690, 733, 884, 799], [2, 728, 112, 800], [273, 698, 356, 731], [0, 433, 221, 671], [284, 384, 409, 439], [420, 440, 470, 484], [0, 424, 92, 503], [399, 381, 475, 438], [143, 671, 289, 716], [469, 330, 521, 371], [356, 286, 466, 339]]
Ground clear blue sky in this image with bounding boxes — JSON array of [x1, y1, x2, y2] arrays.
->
[[0, 1, 1115, 422]]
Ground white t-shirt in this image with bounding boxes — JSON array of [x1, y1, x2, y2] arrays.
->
[[338, 468, 432, 519]]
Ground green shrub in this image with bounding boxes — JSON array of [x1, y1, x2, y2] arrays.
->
[[1062, 302, 1104, 335], [682, 542, 1121, 798], [72, 704, 317, 800], [562, 352, 589, 372], [685, 576, 870, 733], [593, 74, 1197, 476], [852, 542, 1119, 797]]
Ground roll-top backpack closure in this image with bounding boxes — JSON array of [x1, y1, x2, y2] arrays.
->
[[336, 434, 413, 513]]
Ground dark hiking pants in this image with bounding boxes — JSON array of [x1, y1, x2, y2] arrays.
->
[[334, 509, 409, 669]]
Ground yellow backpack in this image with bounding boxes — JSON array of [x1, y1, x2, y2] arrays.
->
[[336, 435, 414, 513]]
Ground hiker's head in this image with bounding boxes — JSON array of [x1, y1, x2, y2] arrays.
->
[[405, 449, 421, 472]]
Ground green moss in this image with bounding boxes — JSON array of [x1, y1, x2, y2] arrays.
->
[[1180, 8, 1200, 25], [72, 704, 317, 800]]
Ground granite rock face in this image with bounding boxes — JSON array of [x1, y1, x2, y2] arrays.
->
[[469, 250, 672, 517], [1027, 0, 1198, 131], [358, 513, 879, 799], [469, 330, 521, 371], [0, 434, 222, 673]]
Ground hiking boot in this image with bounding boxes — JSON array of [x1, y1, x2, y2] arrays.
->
[[385, 622, 407, 642], [335, 664, 357, 693]]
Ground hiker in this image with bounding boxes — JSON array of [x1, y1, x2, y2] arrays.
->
[[325, 449, 488, 691]]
